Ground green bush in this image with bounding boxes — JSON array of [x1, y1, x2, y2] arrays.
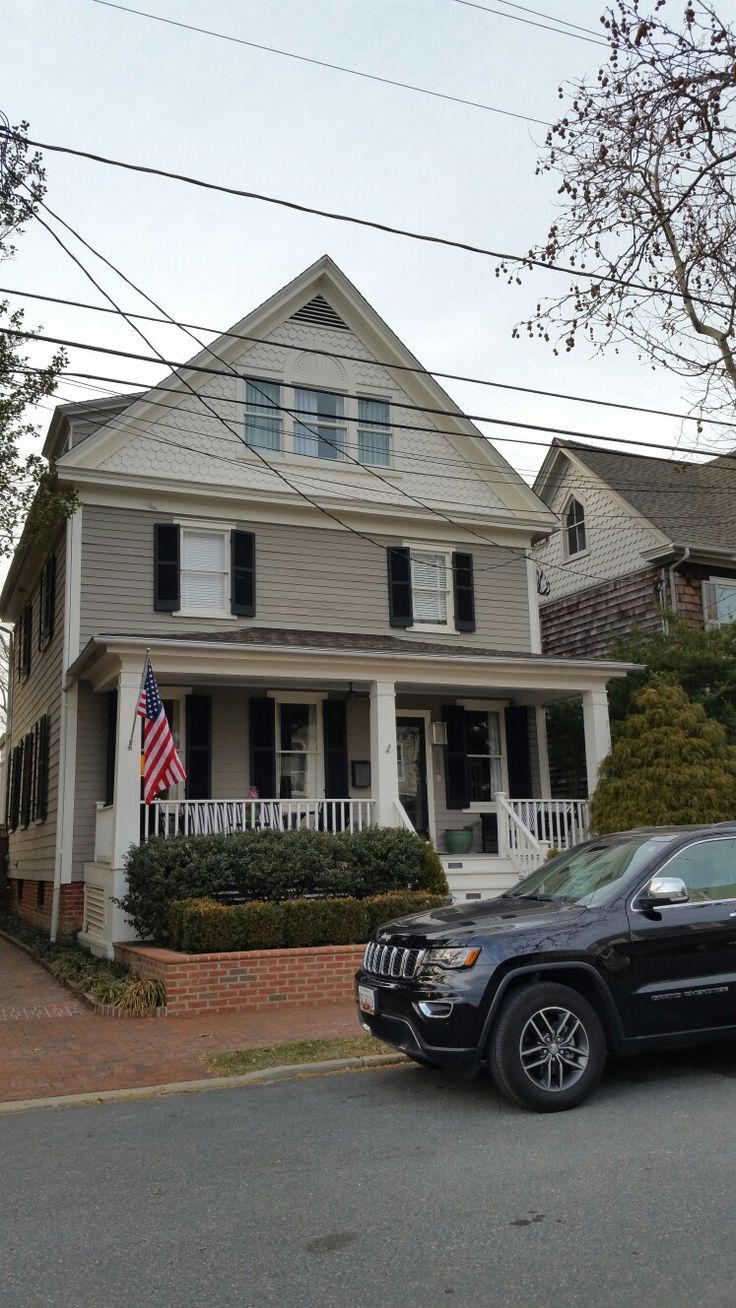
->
[[120, 826, 449, 941], [591, 681, 736, 833], [168, 890, 449, 954]]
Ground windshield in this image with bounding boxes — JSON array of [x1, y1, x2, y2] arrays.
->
[[507, 835, 682, 907]]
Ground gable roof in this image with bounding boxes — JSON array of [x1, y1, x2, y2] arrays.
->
[[52, 254, 555, 533], [534, 439, 736, 557]]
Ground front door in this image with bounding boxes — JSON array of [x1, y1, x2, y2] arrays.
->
[[396, 717, 429, 836], [625, 836, 736, 1035]]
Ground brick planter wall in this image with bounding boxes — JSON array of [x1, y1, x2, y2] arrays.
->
[[114, 942, 365, 1015]]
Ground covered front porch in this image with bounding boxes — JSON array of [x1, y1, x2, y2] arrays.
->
[[69, 631, 629, 954]]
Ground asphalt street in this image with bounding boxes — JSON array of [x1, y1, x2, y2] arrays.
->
[[4, 1046, 736, 1308]]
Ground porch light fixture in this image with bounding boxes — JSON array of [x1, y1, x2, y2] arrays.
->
[[431, 721, 448, 746]]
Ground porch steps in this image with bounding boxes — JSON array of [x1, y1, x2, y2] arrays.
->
[[440, 856, 520, 903]]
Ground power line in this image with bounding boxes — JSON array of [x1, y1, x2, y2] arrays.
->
[[10, 129, 732, 314], [447, 0, 606, 45], [6, 282, 736, 434], [491, 1, 601, 37], [8, 325, 736, 462], [29, 199, 621, 589], [90, 0, 549, 126]]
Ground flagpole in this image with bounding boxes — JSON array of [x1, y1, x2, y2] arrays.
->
[[128, 647, 151, 750]]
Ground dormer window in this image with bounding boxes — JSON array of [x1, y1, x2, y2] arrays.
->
[[564, 497, 586, 558], [294, 388, 346, 460]]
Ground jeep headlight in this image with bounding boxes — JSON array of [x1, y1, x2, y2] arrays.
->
[[424, 946, 481, 969]]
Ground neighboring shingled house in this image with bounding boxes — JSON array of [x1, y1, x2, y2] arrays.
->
[[533, 439, 736, 659]]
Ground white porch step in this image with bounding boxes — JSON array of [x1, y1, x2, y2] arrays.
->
[[440, 855, 519, 902]]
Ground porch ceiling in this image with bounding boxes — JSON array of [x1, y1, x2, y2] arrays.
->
[[67, 627, 638, 698]]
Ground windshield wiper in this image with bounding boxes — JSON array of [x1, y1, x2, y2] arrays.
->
[[515, 893, 557, 902]]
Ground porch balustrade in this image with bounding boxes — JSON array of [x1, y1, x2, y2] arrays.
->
[[139, 797, 376, 840], [94, 802, 114, 863], [496, 793, 590, 878]]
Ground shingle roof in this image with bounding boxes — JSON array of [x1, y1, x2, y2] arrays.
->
[[559, 441, 736, 554]]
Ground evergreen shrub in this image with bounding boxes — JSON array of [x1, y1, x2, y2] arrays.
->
[[120, 827, 449, 941], [167, 891, 449, 954], [590, 681, 736, 834]]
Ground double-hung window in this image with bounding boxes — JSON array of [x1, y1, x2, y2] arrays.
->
[[465, 710, 504, 802], [294, 388, 346, 460], [277, 702, 319, 799], [702, 577, 736, 628], [564, 497, 586, 557], [245, 379, 282, 451], [410, 550, 452, 627], [180, 529, 228, 613], [357, 398, 390, 466]]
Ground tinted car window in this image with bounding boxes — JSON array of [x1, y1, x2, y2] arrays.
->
[[510, 836, 680, 907], [661, 838, 736, 903]]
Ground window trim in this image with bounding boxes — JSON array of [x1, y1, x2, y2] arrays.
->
[[174, 521, 237, 620], [404, 542, 455, 633], [270, 691, 326, 800], [458, 700, 510, 808], [561, 494, 588, 561], [702, 575, 736, 629]]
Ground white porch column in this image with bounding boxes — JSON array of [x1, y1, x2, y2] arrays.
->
[[369, 680, 400, 826], [582, 688, 612, 798], [535, 704, 552, 799], [112, 664, 144, 866]]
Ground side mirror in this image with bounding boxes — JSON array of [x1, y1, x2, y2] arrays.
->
[[640, 876, 689, 908]]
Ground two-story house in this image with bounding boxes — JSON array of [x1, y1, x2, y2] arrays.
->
[[534, 438, 736, 658], [1, 258, 629, 955]]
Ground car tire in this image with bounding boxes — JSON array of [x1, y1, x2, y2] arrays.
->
[[488, 982, 606, 1113]]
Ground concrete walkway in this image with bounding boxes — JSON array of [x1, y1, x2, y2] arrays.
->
[[0, 937, 361, 1103]]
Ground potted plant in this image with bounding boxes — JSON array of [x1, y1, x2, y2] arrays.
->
[[443, 823, 478, 855]]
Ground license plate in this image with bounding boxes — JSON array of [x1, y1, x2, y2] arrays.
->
[[358, 985, 376, 1015]]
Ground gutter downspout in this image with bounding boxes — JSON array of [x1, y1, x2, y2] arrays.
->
[[668, 546, 691, 620]]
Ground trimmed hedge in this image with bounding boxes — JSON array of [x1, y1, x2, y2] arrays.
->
[[120, 827, 448, 941], [168, 890, 449, 954]]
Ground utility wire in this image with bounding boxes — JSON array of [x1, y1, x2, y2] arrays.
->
[[484, 1, 601, 37], [10, 129, 734, 316], [447, 0, 606, 45], [29, 199, 620, 588], [5, 282, 736, 434], [9, 325, 736, 462], [90, 0, 549, 126]]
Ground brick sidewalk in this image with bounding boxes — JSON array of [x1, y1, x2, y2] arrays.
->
[[0, 937, 362, 1103]]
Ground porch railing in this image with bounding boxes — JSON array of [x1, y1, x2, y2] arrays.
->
[[140, 797, 376, 840], [496, 792, 550, 878], [94, 802, 114, 864], [505, 798, 590, 853]]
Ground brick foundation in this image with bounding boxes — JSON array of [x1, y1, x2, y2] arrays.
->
[[114, 942, 366, 1015], [7, 880, 84, 936]]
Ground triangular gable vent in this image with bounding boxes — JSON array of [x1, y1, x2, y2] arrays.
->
[[290, 295, 348, 331]]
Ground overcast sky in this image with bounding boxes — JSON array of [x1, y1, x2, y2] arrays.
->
[[4, 0, 720, 493]]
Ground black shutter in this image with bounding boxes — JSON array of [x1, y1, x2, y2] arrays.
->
[[249, 697, 276, 797], [323, 700, 349, 799], [453, 552, 476, 633], [20, 732, 34, 827], [38, 569, 46, 652], [154, 523, 180, 612], [442, 705, 468, 810], [105, 691, 118, 807], [505, 706, 533, 799], [7, 746, 18, 831], [45, 554, 56, 643], [19, 604, 32, 678], [34, 716, 49, 822], [185, 695, 211, 800], [387, 547, 413, 628], [231, 530, 255, 616]]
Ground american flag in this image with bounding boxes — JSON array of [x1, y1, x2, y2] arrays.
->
[[136, 657, 186, 803]]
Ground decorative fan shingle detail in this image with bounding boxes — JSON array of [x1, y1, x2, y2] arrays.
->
[[290, 295, 349, 331]]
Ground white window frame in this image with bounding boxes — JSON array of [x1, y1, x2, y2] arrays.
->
[[244, 376, 283, 452], [561, 494, 588, 561], [239, 378, 393, 470], [157, 686, 190, 801], [269, 691, 326, 800], [458, 699, 510, 810], [175, 520, 235, 620], [702, 576, 736, 629], [405, 543, 455, 633]]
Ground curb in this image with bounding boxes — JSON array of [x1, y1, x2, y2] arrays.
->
[[0, 1053, 409, 1116]]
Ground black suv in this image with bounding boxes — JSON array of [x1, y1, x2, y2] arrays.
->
[[356, 824, 736, 1111]]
